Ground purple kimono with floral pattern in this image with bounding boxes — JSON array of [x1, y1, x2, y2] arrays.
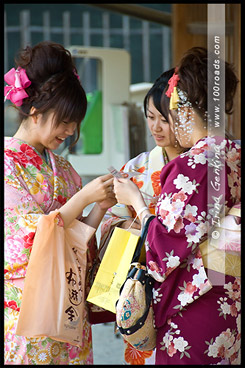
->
[[146, 136, 241, 365]]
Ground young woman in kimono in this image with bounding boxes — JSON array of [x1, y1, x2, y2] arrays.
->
[[113, 47, 241, 365], [99, 69, 185, 365], [4, 41, 116, 365]]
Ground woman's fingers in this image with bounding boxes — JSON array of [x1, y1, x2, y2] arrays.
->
[[100, 173, 114, 182]]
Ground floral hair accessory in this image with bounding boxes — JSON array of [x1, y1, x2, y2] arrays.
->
[[165, 68, 180, 110], [165, 71, 180, 98], [73, 69, 80, 80], [4, 67, 31, 106]]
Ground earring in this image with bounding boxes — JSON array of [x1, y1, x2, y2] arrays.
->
[[174, 121, 178, 147]]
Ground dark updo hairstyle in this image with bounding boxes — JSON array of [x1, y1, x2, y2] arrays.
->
[[14, 41, 87, 146], [143, 68, 175, 121], [161, 46, 239, 124]]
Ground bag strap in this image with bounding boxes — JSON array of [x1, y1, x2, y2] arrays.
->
[[132, 215, 156, 263]]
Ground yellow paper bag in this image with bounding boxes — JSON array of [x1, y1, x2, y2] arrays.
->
[[87, 227, 140, 313]]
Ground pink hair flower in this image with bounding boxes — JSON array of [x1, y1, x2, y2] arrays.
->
[[4, 67, 31, 106]]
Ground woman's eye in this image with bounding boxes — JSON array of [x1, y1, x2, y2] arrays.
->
[[147, 116, 154, 120]]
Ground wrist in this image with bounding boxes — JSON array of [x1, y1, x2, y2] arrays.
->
[[136, 206, 149, 217], [133, 197, 147, 214], [137, 206, 150, 222], [95, 202, 107, 213], [58, 190, 88, 228]]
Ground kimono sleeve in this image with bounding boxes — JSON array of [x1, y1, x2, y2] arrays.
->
[[146, 137, 240, 327], [146, 158, 212, 325], [4, 154, 48, 277]]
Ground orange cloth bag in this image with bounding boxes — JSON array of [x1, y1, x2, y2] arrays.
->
[[16, 210, 95, 347]]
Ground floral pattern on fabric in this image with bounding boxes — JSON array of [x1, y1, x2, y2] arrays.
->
[[151, 171, 161, 196], [4, 137, 94, 365], [160, 320, 191, 360], [204, 277, 241, 364], [124, 341, 154, 365], [146, 136, 241, 365]]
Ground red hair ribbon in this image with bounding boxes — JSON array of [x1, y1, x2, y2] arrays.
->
[[165, 69, 180, 98]]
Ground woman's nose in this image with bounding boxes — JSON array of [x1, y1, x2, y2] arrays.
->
[[153, 118, 162, 131], [66, 123, 77, 135]]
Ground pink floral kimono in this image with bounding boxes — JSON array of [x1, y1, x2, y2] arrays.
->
[[4, 137, 94, 365], [146, 136, 241, 365]]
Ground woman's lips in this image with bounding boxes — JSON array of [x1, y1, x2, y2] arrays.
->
[[153, 134, 165, 140], [56, 137, 66, 144]]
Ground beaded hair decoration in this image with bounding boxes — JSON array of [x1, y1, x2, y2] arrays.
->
[[165, 68, 194, 144]]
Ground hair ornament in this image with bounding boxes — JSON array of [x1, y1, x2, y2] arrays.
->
[[4, 67, 31, 106], [73, 69, 80, 80], [165, 68, 180, 110], [169, 86, 180, 110], [165, 71, 179, 98]]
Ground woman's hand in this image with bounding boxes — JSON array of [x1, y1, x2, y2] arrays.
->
[[113, 177, 150, 223], [82, 173, 114, 206], [113, 177, 142, 206], [98, 192, 117, 211]]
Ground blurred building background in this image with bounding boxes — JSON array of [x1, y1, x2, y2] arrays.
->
[[4, 3, 241, 173], [4, 4, 172, 172], [4, 4, 172, 84], [4, 4, 240, 159]]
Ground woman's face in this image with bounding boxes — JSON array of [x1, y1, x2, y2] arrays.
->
[[146, 97, 175, 148], [33, 110, 77, 153]]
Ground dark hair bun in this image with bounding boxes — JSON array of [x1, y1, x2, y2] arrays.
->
[[177, 47, 238, 116], [14, 41, 87, 131]]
